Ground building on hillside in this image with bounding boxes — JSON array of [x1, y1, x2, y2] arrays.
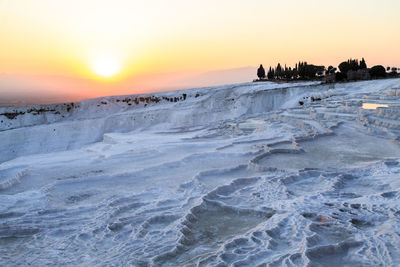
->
[[325, 73, 336, 83], [347, 69, 370, 81]]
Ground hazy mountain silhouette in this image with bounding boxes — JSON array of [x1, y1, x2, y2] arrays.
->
[[0, 67, 256, 106]]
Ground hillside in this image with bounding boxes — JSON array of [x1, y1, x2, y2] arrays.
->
[[1, 79, 400, 266]]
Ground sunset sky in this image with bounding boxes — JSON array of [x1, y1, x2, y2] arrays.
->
[[1, 0, 399, 103]]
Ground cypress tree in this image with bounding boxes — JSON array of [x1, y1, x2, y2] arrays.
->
[[276, 63, 282, 79], [267, 66, 274, 79], [360, 58, 367, 69], [257, 64, 266, 79]]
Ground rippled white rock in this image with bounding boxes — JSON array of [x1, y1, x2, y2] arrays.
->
[[1, 79, 400, 266]]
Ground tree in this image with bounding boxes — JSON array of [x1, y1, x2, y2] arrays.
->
[[285, 67, 293, 80], [327, 66, 337, 74], [267, 67, 274, 79], [339, 58, 365, 78], [349, 59, 359, 71], [292, 67, 299, 79], [298, 62, 306, 79], [369, 65, 386, 78], [387, 66, 391, 72], [338, 61, 351, 78], [297, 62, 324, 79], [276, 63, 282, 79], [389, 67, 398, 77], [360, 58, 367, 69], [335, 72, 346, 81], [257, 64, 265, 79]]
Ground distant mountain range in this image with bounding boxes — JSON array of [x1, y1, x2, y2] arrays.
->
[[0, 66, 256, 107]]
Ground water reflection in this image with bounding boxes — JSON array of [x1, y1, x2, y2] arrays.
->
[[362, 103, 388, 110]]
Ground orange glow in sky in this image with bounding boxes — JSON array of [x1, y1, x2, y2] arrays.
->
[[0, 0, 399, 102]]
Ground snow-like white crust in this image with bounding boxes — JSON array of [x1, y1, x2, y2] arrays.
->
[[1, 79, 400, 266]]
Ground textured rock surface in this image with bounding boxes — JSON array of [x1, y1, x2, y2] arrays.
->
[[1, 79, 400, 266]]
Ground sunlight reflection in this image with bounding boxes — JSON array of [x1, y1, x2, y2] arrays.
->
[[362, 103, 389, 110]]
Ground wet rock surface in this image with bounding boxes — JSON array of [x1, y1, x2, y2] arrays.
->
[[1, 79, 400, 265]]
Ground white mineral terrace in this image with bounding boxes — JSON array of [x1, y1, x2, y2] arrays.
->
[[1, 79, 400, 266]]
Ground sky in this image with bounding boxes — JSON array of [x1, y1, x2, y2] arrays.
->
[[1, 0, 399, 104]]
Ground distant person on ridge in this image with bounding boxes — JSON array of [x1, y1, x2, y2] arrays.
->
[[257, 64, 266, 80]]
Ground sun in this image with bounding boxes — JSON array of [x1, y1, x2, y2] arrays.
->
[[92, 56, 121, 78]]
